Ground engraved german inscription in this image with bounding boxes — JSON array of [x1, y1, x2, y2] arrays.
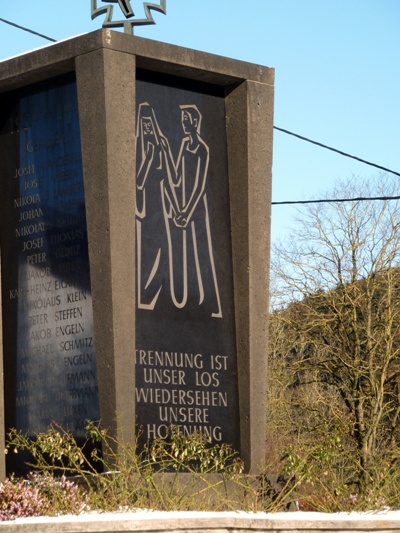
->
[[135, 77, 240, 452]]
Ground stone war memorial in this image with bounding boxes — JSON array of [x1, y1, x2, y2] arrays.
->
[[0, 26, 274, 478]]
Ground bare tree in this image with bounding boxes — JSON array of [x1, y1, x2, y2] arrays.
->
[[270, 175, 400, 492]]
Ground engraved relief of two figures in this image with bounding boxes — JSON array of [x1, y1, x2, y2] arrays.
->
[[136, 103, 222, 318]]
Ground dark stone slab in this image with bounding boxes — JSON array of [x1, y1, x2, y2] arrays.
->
[[135, 72, 240, 452], [0, 73, 99, 474]]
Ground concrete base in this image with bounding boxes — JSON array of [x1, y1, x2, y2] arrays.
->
[[2, 511, 400, 533]]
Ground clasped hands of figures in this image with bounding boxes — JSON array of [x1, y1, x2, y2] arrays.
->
[[155, 136, 189, 229]]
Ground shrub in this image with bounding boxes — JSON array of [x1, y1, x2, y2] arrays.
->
[[0, 476, 45, 521], [4, 422, 297, 516], [0, 471, 87, 521]]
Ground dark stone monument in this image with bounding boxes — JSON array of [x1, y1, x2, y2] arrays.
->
[[0, 31, 274, 478]]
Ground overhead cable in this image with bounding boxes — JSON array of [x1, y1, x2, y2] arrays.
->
[[0, 18, 56, 43], [273, 127, 400, 205], [272, 196, 400, 206], [274, 126, 400, 178]]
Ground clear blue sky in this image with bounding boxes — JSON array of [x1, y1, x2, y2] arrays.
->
[[1, 0, 399, 243]]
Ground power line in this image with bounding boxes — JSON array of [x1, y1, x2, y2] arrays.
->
[[0, 18, 56, 43], [272, 196, 400, 206], [274, 126, 400, 178], [272, 127, 400, 206]]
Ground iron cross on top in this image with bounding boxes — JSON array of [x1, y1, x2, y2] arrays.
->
[[91, 0, 167, 34]]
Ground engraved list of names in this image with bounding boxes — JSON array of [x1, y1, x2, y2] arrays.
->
[[0, 75, 99, 452]]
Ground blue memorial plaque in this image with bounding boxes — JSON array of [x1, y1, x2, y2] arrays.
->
[[0, 75, 99, 473], [135, 73, 240, 454]]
